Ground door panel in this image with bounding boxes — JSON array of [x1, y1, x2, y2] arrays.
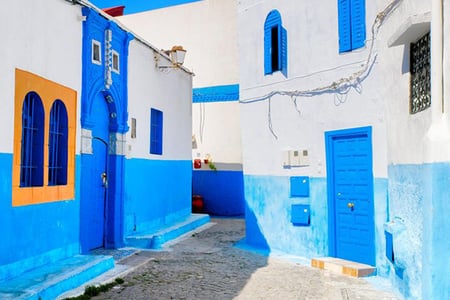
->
[[80, 92, 109, 251], [328, 130, 375, 265]]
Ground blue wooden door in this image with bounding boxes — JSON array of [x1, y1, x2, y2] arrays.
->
[[326, 127, 375, 265], [80, 92, 109, 251], [88, 136, 108, 249]]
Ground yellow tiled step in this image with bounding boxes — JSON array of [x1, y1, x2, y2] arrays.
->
[[311, 257, 376, 277]]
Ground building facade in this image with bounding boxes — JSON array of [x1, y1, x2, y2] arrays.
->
[[0, 0, 196, 297], [238, 0, 448, 299], [116, 0, 245, 216]]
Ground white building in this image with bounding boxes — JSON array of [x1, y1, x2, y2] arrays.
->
[[117, 0, 245, 216], [238, 0, 448, 299]]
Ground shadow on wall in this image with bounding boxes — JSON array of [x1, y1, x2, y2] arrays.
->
[[242, 202, 270, 251], [192, 170, 245, 216]]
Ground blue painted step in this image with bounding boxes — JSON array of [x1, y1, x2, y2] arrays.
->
[[126, 213, 210, 249], [0, 255, 114, 300]]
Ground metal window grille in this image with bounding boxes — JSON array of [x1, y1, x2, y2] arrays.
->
[[410, 32, 431, 114], [48, 100, 68, 186], [20, 92, 45, 187]]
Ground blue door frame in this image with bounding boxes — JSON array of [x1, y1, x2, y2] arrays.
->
[[325, 126, 375, 266]]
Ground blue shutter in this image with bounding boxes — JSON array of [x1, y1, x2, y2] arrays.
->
[[150, 108, 163, 155], [350, 0, 366, 50], [264, 10, 282, 75], [281, 26, 288, 77], [338, 0, 351, 53], [264, 25, 272, 74]]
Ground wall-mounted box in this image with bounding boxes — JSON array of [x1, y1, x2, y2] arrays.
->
[[289, 149, 309, 167], [282, 150, 309, 168], [290, 176, 309, 197], [291, 204, 310, 226]]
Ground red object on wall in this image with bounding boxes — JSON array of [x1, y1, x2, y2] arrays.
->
[[194, 159, 202, 169], [103, 5, 125, 17], [192, 195, 204, 213]]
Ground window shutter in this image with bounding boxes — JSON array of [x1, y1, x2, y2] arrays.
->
[[338, 0, 351, 53], [350, 0, 366, 50], [264, 10, 281, 75], [281, 26, 288, 77], [264, 25, 272, 74]]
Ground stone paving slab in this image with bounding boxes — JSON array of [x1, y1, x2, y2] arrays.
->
[[71, 218, 401, 300]]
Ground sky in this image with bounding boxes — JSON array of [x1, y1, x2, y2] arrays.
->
[[89, 0, 201, 14]]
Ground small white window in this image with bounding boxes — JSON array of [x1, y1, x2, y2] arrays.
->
[[112, 51, 120, 73], [92, 40, 102, 65]]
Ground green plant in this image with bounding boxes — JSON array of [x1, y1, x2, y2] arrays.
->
[[208, 160, 217, 171]]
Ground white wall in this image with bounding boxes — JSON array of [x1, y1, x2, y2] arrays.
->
[[126, 40, 193, 160], [118, 0, 239, 88], [238, 0, 395, 177], [192, 101, 242, 165], [119, 0, 242, 167], [0, 0, 82, 154]]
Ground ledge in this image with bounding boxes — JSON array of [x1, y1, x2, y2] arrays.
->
[[388, 12, 431, 47]]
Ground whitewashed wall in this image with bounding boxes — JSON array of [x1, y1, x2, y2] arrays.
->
[[126, 41, 193, 160], [118, 0, 238, 87], [237, 0, 432, 177], [118, 0, 242, 166], [0, 0, 82, 154]]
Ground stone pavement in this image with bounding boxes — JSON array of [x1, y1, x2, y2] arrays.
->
[[87, 218, 401, 300]]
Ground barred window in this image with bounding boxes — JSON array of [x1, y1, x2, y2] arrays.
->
[[20, 92, 45, 187], [48, 100, 68, 186], [410, 32, 430, 114]]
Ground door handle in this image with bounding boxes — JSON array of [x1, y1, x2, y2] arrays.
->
[[347, 202, 355, 209], [101, 172, 108, 188]]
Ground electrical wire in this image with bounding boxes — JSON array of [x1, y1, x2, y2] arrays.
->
[[239, 0, 403, 104], [239, 0, 403, 139]]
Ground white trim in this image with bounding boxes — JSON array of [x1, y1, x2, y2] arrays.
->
[[112, 50, 120, 74], [388, 12, 431, 47], [92, 40, 102, 65]]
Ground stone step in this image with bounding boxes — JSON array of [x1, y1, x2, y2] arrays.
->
[[126, 213, 210, 249], [311, 257, 376, 277], [0, 254, 114, 300]]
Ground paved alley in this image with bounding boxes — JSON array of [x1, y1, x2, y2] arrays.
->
[[90, 218, 400, 300]]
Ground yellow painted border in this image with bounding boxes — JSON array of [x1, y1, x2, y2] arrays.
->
[[12, 69, 77, 206]]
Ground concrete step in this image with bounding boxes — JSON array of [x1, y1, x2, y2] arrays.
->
[[126, 213, 210, 249], [311, 257, 376, 277], [0, 254, 114, 300]]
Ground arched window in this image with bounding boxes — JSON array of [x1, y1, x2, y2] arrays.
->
[[20, 92, 45, 187], [264, 10, 287, 77], [48, 100, 69, 186]]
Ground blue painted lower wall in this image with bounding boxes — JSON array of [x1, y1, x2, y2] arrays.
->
[[243, 166, 449, 300], [123, 159, 192, 236], [388, 163, 450, 300], [0, 153, 81, 281], [193, 170, 244, 216], [243, 175, 329, 257]]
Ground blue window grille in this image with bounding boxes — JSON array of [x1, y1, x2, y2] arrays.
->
[[20, 92, 45, 187], [338, 0, 366, 53], [264, 10, 287, 77], [150, 108, 163, 155], [48, 100, 69, 186]]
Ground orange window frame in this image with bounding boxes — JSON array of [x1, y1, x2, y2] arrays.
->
[[12, 69, 77, 206]]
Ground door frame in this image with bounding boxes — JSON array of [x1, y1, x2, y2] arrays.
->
[[325, 126, 375, 264]]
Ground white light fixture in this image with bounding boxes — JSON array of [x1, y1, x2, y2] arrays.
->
[[155, 45, 187, 70]]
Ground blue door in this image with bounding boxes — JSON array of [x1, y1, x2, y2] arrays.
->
[[80, 92, 109, 251], [326, 127, 375, 266]]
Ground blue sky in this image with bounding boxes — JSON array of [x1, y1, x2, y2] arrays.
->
[[90, 0, 201, 14]]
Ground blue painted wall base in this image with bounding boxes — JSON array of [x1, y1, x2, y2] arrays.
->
[[193, 170, 244, 216]]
